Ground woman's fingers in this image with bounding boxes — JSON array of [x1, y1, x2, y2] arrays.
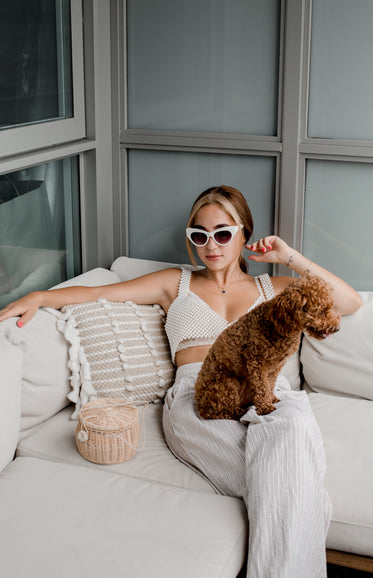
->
[[0, 294, 41, 326], [246, 236, 274, 256], [16, 307, 39, 327]]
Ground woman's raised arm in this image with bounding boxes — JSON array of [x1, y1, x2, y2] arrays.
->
[[247, 235, 362, 316], [0, 267, 181, 327]]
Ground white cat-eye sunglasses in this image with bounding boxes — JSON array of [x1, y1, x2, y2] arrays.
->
[[186, 224, 244, 247]]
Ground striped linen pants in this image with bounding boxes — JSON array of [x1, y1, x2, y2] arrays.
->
[[163, 362, 331, 578]]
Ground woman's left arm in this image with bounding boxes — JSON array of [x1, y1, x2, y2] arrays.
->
[[247, 235, 362, 316]]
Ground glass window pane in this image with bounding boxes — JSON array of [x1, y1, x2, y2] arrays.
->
[[308, 0, 373, 140], [0, 157, 81, 307], [303, 160, 373, 290], [128, 150, 276, 277], [127, 0, 280, 135], [0, 0, 73, 130]]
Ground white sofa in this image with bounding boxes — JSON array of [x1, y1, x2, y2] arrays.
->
[[1, 256, 372, 577]]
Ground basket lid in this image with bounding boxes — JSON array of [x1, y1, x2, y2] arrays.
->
[[78, 398, 138, 432]]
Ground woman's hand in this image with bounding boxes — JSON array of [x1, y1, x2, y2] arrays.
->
[[0, 292, 43, 327], [246, 235, 292, 265]]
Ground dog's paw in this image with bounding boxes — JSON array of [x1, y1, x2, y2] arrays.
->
[[256, 404, 277, 416]]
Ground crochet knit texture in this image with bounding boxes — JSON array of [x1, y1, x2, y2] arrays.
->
[[58, 299, 175, 418]]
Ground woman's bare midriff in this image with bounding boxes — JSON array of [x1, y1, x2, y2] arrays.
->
[[175, 345, 212, 367]]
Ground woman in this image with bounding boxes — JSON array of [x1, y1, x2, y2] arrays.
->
[[0, 186, 361, 577]]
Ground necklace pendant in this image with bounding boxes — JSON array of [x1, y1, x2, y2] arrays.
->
[[221, 289, 226, 294]]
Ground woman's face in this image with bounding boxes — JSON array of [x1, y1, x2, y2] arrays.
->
[[192, 204, 244, 270]]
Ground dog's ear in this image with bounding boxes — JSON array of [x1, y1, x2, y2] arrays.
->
[[270, 286, 306, 334], [300, 295, 307, 308]]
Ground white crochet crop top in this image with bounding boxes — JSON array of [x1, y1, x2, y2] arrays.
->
[[165, 268, 275, 363]]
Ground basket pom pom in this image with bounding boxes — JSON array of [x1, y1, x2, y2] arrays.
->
[[77, 430, 89, 442]]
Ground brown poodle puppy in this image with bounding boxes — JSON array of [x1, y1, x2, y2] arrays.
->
[[194, 272, 341, 420]]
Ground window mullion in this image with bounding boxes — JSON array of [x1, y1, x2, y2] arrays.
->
[[278, 0, 307, 275]]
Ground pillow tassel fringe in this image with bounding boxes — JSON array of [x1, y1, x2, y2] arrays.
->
[[57, 311, 97, 419]]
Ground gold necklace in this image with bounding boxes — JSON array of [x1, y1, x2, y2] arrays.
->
[[207, 273, 240, 294], [216, 282, 227, 294]]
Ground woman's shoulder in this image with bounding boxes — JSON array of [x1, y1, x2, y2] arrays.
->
[[146, 266, 184, 290], [269, 275, 294, 295], [132, 267, 183, 311]]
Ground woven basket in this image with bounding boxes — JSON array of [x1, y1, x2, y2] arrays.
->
[[76, 398, 140, 464]]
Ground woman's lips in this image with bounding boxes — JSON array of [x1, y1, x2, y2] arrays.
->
[[205, 255, 221, 261]]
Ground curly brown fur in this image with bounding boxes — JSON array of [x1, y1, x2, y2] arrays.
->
[[194, 272, 341, 420]]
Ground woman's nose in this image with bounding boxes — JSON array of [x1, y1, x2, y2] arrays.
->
[[206, 236, 218, 249]]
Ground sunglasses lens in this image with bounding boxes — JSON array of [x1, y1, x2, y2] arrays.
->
[[190, 231, 208, 246], [214, 230, 233, 245]]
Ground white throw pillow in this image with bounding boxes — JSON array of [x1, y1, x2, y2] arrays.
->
[[58, 300, 175, 418], [279, 352, 301, 391], [301, 292, 373, 399]]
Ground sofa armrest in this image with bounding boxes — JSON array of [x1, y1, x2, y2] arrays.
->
[[0, 268, 122, 435], [0, 332, 22, 471]]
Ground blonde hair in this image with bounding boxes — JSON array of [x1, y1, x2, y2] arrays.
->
[[186, 186, 254, 273]]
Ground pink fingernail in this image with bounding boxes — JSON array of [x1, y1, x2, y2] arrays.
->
[[262, 248, 266, 252], [17, 321, 23, 328], [268, 245, 272, 250]]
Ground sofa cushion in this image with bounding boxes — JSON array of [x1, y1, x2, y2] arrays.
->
[[302, 292, 373, 399], [0, 268, 122, 432], [0, 457, 247, 578], [49, 266, 121, 289], [58, 299, 175, 417], [0, 333, 22, 470], [110, 255, 192, 279], [17, 403, 215, 494], [309, 392, 373, 556]]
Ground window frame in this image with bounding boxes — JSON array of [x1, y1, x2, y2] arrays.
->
[[277, 0, 373, 284], [0, 0, 85, 158], [119, 0, 373, 287], [0, 0, 117, 278], [119, 0, 286, 265]]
